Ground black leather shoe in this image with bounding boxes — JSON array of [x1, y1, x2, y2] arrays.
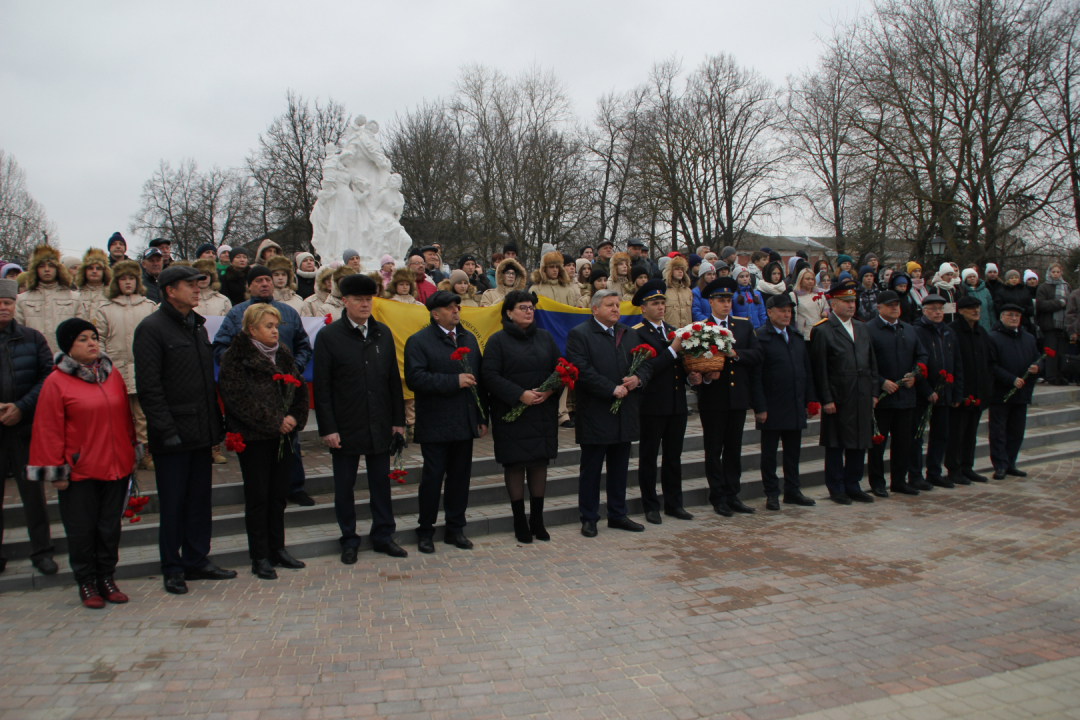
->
[[1006, 466, 1028, 477], [911, 479, 934, 491], [765, 496, 780, 511], [287, 491, 316, 506], [645, 511, 662, 525], [269, 549, 306, 569], [870, 487, 889, 498], [251, 559, 277, 579], [417, 537, 436, 554], [608, 516, 645, 532], [341, 547, 359, 564], [829, 493, 853, 505], [992, 468, 1007, 480], [665, 508, 694, 520], [948, 472, 971, 486], [373, 541, 408, 558], [964, 468, 989, 483], [581, 521, 598, 538], [444, 532, 474, 549], [163, 573, 188, 594], [848, 490, 875, 503], [729, 498, 756, 514], [928, 475, 955, 489], [559, 419, 575, 428], [713, 502, 734, 517], [891, 484, 920, 496], [783, 492, 817, 506], [184, 562, 237, 581], [32, 557, 58, 575]]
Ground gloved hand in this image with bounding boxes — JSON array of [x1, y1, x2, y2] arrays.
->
[[389, 431, 406, 455], [163, 435, 182, 448]]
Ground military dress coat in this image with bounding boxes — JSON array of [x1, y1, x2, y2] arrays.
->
[[809, 314, 879, 450]]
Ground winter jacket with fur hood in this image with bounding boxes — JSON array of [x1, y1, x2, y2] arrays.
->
[[255, 238, 283, 265], [528, 252, 582, 307], [302, 266, 351, 317], [75, 248, 112, 321], [191, 259, 232, 316], [385, 267, 422, 304], [267, 255, 305, 313], [437, 279, 480, 307], [15, 245, 80, 354], [661, 256, 694, 328], [94, 264, 157, 393], [480, 258, 527, 307]]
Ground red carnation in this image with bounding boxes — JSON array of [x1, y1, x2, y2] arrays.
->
[[974, 398, 980, 406], [1045, 347, 1056, 358], [324, 313, 333, 325], [807, 402, 821, 417], [946, 374, 954, 384], [450, 347, 470, 362], [129, 516, 141, 524], [709, 345, 719, 354], [667, 331, 676, 340], [872, 434, 885, 445], [225, 431, 246, 453], [272, 373, 283, 382], [692, 324, 702, 332], [705, 320, 716, 326], [681, 332, 691, 340], [963, 396, 971, 406], [123, 509, 134, 519], [719, 328, 730, 336], [917, 363, 928, 378], [939, 369, 948, 378]]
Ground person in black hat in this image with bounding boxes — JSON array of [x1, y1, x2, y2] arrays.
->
[[107, 232, 129, 266], [502, 242, 519, 261], [457, 253, 490, 292], [314, 273, 408, 562], [632, 280, 696, 524], [148, 237, 172, 267], [220, 247, 250, 306], [420, 245, 447, 284], [750, 292, 818, 510], [987, 303, 1041, 479], [627, 238, 661, 279], [945, 294, 993, 484], [908, 293, 963, 489], [865, 289, 929, 497], [579, 245, 595, 261], [133, 263, 235, 594], [140, 247, 164, 303], [694, 276, 763, 516], [592, 239, 614, 277], [404, 290, 488, 554], [808, 278, 880, 505]]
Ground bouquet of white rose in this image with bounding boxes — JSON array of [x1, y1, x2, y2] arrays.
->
[[669, 320, 736, 373]]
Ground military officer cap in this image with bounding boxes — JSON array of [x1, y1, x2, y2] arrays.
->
[[956, 295, 982, 309], [825, 278, 858, 299], [338, 273, 379, 297], [765, 293, 795, 309], [632, 279, 667, 306], [921, 293, 946, 305], [877, 290, 900, 304], [425, 290, 461, 311], [702, 276, 738, 299]]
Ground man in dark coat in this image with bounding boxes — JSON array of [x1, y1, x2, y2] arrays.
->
[[457, 253, 491, 293], [750, 293, 818, 511], [988, 304, 1041, 479], [404, 291, 489, 554], [694, 277, 764, 516], [0, 278, 56, 575], [107, 232, 129, 266], [566, 289, 653, 537], [908, 294, 963, 489], [140, 247, 163, 303], [632, 280, 697, 525], [865, 290, 928, 497], [133, 265, 234, 595], [809, 278, 879, 504], [945, 295, 995, 484], [627, 238, 662, 279], [314, 274, 407, 563]]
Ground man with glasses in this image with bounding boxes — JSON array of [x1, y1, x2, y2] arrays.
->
[[407, 253, 437, 303]]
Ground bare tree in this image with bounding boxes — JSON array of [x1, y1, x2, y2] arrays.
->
[[586, 87, 648, 248], [1045, 4, 1080, 240], [0, 150, 57, 260]]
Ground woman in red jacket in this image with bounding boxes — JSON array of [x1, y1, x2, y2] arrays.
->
[[27, 318, 137, 609]]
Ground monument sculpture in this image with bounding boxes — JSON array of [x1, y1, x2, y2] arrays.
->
[[310, 116, 413, 267]]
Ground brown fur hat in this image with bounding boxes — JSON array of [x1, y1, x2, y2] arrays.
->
[[386, 267, 417, 298], [529, 251, 571, 287], [25, 245, 72, 291], [367, 271, 385, 296], [192, 259, 221, 290], [494, 257, 527, 291], [76, 248, 112, 288], [663, 255, 690, 288], [313, 265, 335, 298], [106, 260, 146, 299], [609, 252, 632, 281], [267, 255, 297, 290], [330, 266, 356, 299]]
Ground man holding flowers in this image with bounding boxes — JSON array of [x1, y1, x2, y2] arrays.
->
[[988, 304, 1042, 479], [909, 294, 963, 489]]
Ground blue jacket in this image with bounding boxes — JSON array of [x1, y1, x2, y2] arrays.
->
[[212, 299, 312, 372], [691, 287, 711, 322], [731, 285, 767, 328], [0, 320, 53, 437], [864, 315, 930, 409], [750, 322, 816, 430]]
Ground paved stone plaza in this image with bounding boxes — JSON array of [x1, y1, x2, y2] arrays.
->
[[3, 456, 1080, 719]]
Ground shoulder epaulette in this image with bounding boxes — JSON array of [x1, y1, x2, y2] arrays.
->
[[813, 317, 829, 326], [632, 322, 644, 329], [733, 316, 748, 321]]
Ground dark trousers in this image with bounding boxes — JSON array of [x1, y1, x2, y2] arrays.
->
[[0, 431, 53, 562], [868, 407, 914, 490], [989, 403, 1028, 471], [579, 442, 631, 522], [288, 434, 306, 495], [332, 452, 393, 548], [699, 408, 746, 506], [637, 413, 687, 513], [56, 477, 126, 585], [945, 405, 983, 472], [909, 403, 949, 481], [760, 429, 802, 497], [236, 437, 290, 560], [416, 440, 473, 538], [156, 447, 213, 574], [824, 447, 865, 496], [1044, 328, 1068, 382]]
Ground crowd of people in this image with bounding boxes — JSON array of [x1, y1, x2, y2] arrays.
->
[[0, 232, 1066, 610]]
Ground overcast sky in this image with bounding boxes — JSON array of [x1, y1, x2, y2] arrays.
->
[[1, 0, 863, 259]]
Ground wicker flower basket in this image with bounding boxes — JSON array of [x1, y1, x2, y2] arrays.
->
[[683, 354, 725, 373]]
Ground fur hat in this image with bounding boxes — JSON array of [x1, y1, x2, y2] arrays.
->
[[267, 255, 297, 290], [76, 248, 112, 288], [192, 259, 221, 290], [25, 245, 71, 291], [367, 271, 385, 295], [331, 266, 356, 298], [495, 257, 527, 291], [610, 252, 632, 280], [313, 265, 336, 298], [663, 255, 690, 289], [106, 260, 146, 299], [530, 251, 571, 287], [386, 267, 418, 298]]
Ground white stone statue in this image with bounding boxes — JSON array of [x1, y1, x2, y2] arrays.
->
[[310, 116, 413, 268]]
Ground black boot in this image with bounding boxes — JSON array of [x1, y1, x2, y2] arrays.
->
[[511, 499, 532, 544], [530, 496, 550, 541]]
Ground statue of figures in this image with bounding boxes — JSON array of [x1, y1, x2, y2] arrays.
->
[[310, 116, 413, 266]]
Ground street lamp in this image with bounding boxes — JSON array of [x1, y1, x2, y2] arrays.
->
[[929, 232, 946, 257]]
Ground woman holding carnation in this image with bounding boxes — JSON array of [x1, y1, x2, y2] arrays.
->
[[479, 290, 564, 544], [217, 304, 309, 579]]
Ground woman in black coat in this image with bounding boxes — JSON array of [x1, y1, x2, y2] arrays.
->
[[218, 304, 309, 580], [994, 270, 1038, 337], [480, 290, 563, 544]]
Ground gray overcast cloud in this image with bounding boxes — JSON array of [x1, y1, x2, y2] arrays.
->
[[1, 0, 861, 258]]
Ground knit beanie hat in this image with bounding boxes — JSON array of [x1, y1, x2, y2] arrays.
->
[[906, 261, 921, 273], [0, 279, 17, 300], [448, 269, 469, 286], [108, 232, 126, 250], [379, 254, 395, 268], [218, 245, 232, 258], [985, 263, 998, 274], [961, 268, 978, 282], [343, 249, 360, 263], [56, 318, 98, 355], [1023, 269, 1039, 283], [938, 262, 955, 277]]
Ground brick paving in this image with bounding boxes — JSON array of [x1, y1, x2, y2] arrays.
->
[[3, 457, 1080, 719]]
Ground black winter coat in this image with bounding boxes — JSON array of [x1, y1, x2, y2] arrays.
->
[[809, 314, 878, 449], [217, 335, 309, 442], [313, 314, 405, 456], [634, 319, 688, 416], [750, 322, 816, 431], [132, 300, 224, 454], [404, 322, 488, 444], [1036, 281, 1071, 332], [296, 273, 316, 301], [694, 316, 762, 412], [865, 316, 929, 410], [912, 315, 963, 406], [988, 322, 1041, 404], [994, 283, 1038, 336], [950, 318, 993, 404], [142, 269, 160, 304], [481, 321, 562, 466], [0, 320, 53, 438], [220, 266, 249, 308], [565, 319, 653, 445]]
